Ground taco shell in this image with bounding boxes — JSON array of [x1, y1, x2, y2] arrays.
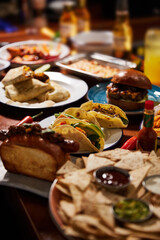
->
[[51, 118, 105, 153], [57, 107, 100, 127], [80, 101, 128, 128]]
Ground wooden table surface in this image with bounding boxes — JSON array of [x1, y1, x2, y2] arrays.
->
[[0, 17, 159, 240]]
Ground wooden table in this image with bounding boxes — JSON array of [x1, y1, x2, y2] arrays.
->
[[0, 18, 158, 239]]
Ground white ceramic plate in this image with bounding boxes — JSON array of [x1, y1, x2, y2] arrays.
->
[[0, 72, 88, 109], [40, 115, 123, 154], [0, 40, 70, 69]]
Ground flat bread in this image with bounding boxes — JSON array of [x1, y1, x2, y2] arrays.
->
[[5, 78, 53, 102], [37, 81, 70, 102], [2, 65, 33, 86]]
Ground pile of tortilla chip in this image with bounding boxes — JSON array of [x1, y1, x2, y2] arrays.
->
[[53, 149, 160, 240]]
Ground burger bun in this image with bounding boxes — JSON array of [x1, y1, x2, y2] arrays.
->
[[111, 69, 152, 90]]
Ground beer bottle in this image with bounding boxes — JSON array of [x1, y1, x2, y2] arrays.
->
[[113, 0, 132, 60], [74, 0, 90, 33], [59, 1, 77, 44]]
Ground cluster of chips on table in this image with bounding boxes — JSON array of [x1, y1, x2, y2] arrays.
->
[[53, 148, 160, 240]]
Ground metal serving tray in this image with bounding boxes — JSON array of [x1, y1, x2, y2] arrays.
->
[[56, 53, 137, 82]]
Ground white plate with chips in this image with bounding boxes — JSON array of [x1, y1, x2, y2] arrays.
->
[[40, 115, 123, 154]]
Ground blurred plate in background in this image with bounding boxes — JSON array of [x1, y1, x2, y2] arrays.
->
[[71, 31, 113, 55], [0, 40, 70, 69]]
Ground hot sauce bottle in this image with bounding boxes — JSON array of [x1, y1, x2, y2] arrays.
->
[[136, 100, 157, 152]]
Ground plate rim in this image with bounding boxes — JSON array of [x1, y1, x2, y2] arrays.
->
[[0, 72, 88, 109], [87, 82, 160, 115], [49, 179, 74, 240]]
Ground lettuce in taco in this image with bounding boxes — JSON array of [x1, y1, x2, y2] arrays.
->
[[51, 118, 105, 153], [55, 107, 100, 127]]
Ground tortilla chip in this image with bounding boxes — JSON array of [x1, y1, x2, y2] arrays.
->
[[62, 169, 92, 191], [146, 151, 160, 176], [95, 188, 124, 205], [82, 156, 88, 167], [131, 232, 160, 240], [135, 186, 146, 199], [57, 160, 80, 175], [58, 208, 69, 224], [86, 154, 114, 172], [59, 200, 76, 218], [96, 204, 115, 229], [75, 157, 85, 169], [95, 148, 131, 161], [125, 217, 160, 233], [63, 225, 88, 239], [114, 227, 134, 236], [69, 184, 83, 213], [115, 151, 145, 170], [56, 183, 71, 197], [72, 214, 116, 237], [127, 164, 152, 197]]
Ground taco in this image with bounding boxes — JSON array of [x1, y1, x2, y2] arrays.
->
[[51, 118, 105, 153], [80, 101, 128, 128], [55, 107, 100, 127]]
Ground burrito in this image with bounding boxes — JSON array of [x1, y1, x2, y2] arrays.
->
[[51, 118, 105, 153], [2, 65, 33, 86], [80, 101, 128, 128]]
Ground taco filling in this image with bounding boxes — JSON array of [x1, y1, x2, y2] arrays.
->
[[52, 118, 105, 152], [70, 122, 104, 150]]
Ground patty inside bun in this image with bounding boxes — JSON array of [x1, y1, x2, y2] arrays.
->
[[106, 69, 152, 111]]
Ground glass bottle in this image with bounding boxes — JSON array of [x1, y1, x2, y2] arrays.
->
[[31, 0, 47, 28], [74, 0, 90, 33], [144, 28, 160, 87], [59, 1, 77, 44], [136, 100, 157, 152], [113, 0, 132, 60]]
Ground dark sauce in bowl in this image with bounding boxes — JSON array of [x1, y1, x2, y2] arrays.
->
[[94, 166, 130, 192]]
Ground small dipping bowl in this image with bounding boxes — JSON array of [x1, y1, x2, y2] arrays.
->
[[93, 166, 131, 193], [113, 198, 152, 223], [143, 175, 160, 195]]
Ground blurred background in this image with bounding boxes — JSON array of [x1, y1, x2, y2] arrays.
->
[[0, 0, 160, 63], [0, 0, 160, 22]]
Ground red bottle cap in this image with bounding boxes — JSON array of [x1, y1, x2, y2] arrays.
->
[[145, 100, 154, 110]]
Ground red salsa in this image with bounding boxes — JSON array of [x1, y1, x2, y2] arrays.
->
[[96, 168, 130, 187]]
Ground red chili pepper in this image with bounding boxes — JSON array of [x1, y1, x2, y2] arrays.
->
[[16, 112, 43, 126], [121, 136, 137, 150]]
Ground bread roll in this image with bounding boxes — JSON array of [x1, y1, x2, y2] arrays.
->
[[0, 124, 79, 181]]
